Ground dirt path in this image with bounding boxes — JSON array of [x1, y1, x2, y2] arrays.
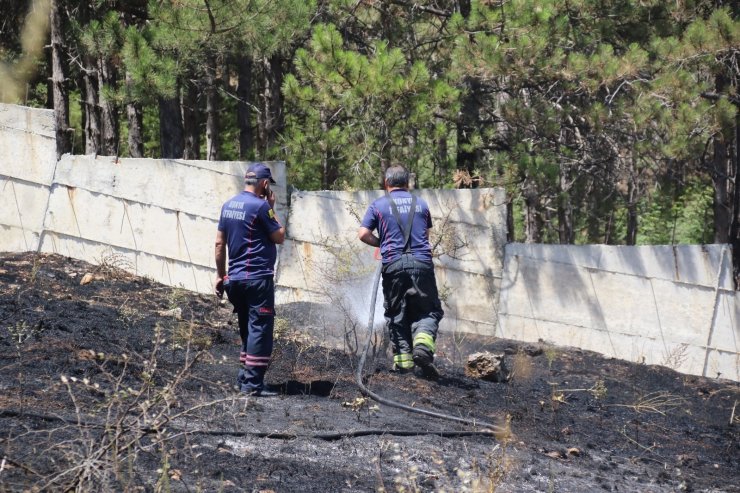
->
[[0, 252, 738, 492]]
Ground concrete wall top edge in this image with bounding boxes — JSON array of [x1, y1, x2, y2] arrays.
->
[[53, 155, 287, 221], [56, 155, 284, 176]]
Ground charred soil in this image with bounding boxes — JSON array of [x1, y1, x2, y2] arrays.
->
[[0, 252, 738, 492]]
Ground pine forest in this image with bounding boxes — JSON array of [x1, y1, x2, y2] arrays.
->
[[1, 0, 738, 259]]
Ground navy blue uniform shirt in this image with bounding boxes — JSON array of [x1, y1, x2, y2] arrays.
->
[[218, 191, 282, 280], [361, 190, 434, 264]]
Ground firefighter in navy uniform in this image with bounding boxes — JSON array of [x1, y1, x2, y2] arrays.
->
[[358, 165, 444, 379], [214, 163, 285, 396]]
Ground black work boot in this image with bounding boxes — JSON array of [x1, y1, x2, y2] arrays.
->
[[413, 346, 439, 381], [245, 385, 280, 397]]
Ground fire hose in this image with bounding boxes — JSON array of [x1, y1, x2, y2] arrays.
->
[[354, 263, 505, 435]]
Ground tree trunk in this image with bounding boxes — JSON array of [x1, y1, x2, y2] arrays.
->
[[731, 111, 740, 288], [457, 0, 471, 17], [236, 55, 254, 160], [258, 54, 284, 158], [380, 157, 390, 189], [456, 76, 481, 187], [49, 0, 71, 159], [182, 80, 200, 160], [558, 167, 574, 244], [506, 198, 515, 242], [523, 178, 540, 243], [379, 1, 398, 47], [124, 72, 144, 158], [82, 58, 101, 155], [625, 158, 639, 246], [126, 101, 144, 158], [159, 93, 184, 159], [320, 109, 329, 189], [205, 54, 220, 161], [97, 55, 119, 156], [125, 103, 144, 158], [379, 121, 393, 188], [436, 122, 448, 185], [712, 136, 731, 244], [122, 2, 146, 158], [586, 190, 604, 243]]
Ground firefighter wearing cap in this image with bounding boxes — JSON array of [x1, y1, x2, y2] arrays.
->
[[358, 164, 444, 379], [214, 162, 285, 396]]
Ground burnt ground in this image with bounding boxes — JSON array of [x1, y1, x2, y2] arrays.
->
[[0, 252, 738, 493]]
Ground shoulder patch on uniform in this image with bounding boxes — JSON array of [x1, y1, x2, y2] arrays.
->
[[268, 209, 275, 219]]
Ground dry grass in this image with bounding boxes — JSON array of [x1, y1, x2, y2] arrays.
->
[[610, 391, 687, 416], [509, 350, 534, 383]]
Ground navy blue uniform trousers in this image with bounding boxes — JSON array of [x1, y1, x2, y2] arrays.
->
[[224, 277, 275, 393]]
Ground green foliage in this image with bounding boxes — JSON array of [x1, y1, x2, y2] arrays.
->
[[121, 28, 177, 101], [283, 22, 458, 190], [7, 0, 738, 245], [637, 179, 714, 245], [449, 0, 738, 243]]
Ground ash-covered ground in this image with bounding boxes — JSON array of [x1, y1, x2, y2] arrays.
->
[[0, 252, 738, 492]]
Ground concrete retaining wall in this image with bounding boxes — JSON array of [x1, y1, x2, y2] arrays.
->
[[0, 104, 57, 252], [39, 154, 286, 293], [498, 244, 739, 381], [2, 103, 739, 382], [275, 188, 508, 346], [0, 103, 286, 293]]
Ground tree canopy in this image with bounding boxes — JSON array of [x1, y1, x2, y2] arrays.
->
[[1, 0, 738, 256]]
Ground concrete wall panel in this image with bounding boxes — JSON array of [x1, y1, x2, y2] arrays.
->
[[587, 270, 660, 336], [499, 243, 739, 380], [38, 233, 213, 293], [0, 104, 56, 253], [501, 254, 602, 329], [496, 313, 544, 342], [0, 225, 40, 252], [286, 192, 366, 241], [438, 318, 497, 339], [651, 279, 715, 347], [286, 189, 506, 276], [505, 244, 604, 270], [276, 238, 376, 294], [276, 286, 331, 306], [435, 268, 498, 325], [53, 155, 287, 224], [507, 243, 731, 289], [0, 104, 57, 185], [712, 291, 740, 354], [0, 179, 49, 233], [704, 350, 739, 381], [43, 186, 216, 267], [598, 244, 731, 289]]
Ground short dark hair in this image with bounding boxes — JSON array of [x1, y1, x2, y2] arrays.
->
[[385, 165, 409, 188], [244, 177, 260, 186]]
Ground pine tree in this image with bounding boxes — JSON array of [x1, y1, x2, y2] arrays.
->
[[448, 0, 738, 245], [283, 2, 459, 190]]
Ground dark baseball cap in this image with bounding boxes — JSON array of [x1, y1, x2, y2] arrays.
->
[[245, 162, 276, 184]]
